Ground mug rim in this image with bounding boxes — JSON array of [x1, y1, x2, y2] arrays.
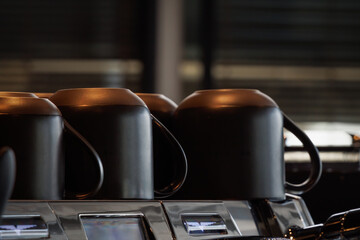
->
[[176, 88, 278, 110], [0, 96, 61, 116], [50, 88, 148, 107]]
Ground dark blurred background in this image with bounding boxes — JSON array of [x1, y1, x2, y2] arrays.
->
[[1, 0, 360, 223]]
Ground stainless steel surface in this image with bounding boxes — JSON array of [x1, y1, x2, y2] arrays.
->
[[49, 201, 173, 240], [182, 213, 227, 235], [268, 194, 314, 235], [2, 198, 312, 239], [2, 201, 67, 240], [224, 201, 260, 236], [162, 201, 241, 239], [0, 215, 49, 239]]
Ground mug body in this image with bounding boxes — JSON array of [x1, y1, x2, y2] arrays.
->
[[50, 88, 154, 199], [136, 93, 178, 192], [0, 97, 64, 200], [173, 89, 285, 200]]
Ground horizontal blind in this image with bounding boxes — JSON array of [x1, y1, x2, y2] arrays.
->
[[0, 0, 143, 59], [208, 0, 360, 123], [215, 0, 360, 66]]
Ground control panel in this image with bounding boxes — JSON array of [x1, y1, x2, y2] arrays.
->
[[0, 196, 313, 239]]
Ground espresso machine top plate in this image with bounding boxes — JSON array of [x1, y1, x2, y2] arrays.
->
[[162, 201, 245, 239], [1, 197, 312, 239], [1, 201, 173, 240]]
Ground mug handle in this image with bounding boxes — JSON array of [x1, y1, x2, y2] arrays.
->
[[63, 120, 104, 199], [151, 115, 188, 198], [283, 113, 322, 195]]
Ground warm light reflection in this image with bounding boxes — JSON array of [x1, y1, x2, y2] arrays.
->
[[214, 94, 234, 106], [353, 135, 360, 141]]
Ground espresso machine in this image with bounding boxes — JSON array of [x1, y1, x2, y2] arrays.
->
[[0, 89, 359, 239]]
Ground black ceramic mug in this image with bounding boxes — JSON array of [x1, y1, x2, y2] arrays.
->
[[135, 93, 185, 195], [0, 147, 16, 218], [0, 96, 103, 200], [172, 89, 321, 200], [50, 88, 187, 200]]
